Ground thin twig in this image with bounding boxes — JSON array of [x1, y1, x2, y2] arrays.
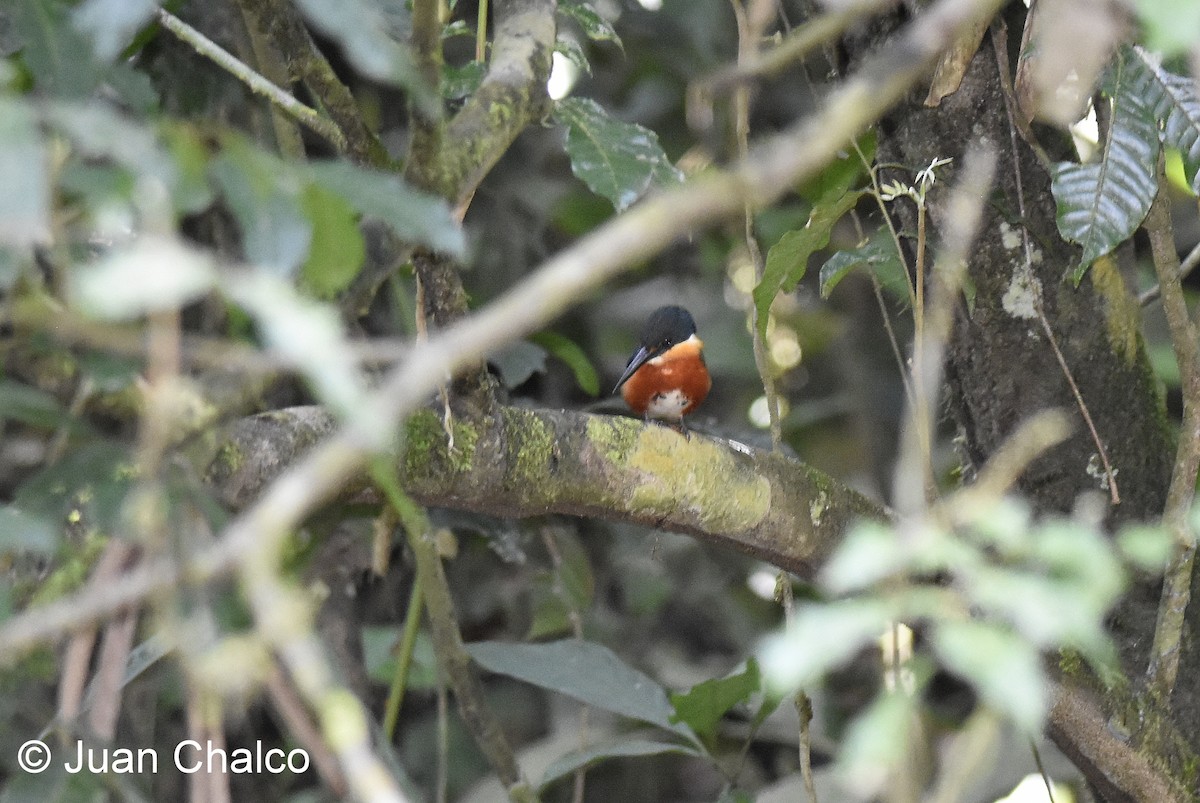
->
[[156, 10, 346, 152], [0, 0, 1008, 663], [266, 662, 349, 796], [382, 577, 425, 740], [1140, 240, 1200, 306], [731, 0, 783, 448], [1143, 186, 1200, 702], [1034, 306, 1119, 504], [703, 0, 892, 91], [370, 458, 533, 798]]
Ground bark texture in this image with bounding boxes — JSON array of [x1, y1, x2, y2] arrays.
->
[[843, 1, 1196, 794]]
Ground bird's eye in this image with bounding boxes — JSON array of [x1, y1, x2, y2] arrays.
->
[[661, 339, 671, 349]]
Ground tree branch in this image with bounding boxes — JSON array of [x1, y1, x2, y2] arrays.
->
[[156, 9, 347, 152], [407, 0, 557, 207], [233, 0, 388, 165], [0, 0, 1001, 663], [1143, 186, 1200, 704]]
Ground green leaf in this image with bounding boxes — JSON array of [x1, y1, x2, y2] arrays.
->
[[306, 161, 465, 257], [211, 142, 310, 276], [467, 640, 699, 743], [819, 520, 978, 594], [931, 620, 1047, 732], [0, 99, 50, 247], [530, 331, 601, 396], [759, 599, 892, 694], [162, 123, 216, 215], [555, 37, 592, 77], [1051, 53, 1160, 283], [796, 131, 873, 205], [540, 739, 700, 790], [837, 689, 918, 789], [0, 506, 59, 555], [754, 187, 863, 339], [72, 235, 217, 319], [558, 0, 623, 51], [43, 102, 173, 186], [490, 340, 547, 389], [224, 273, 372, 423], [818, 231, 904, 299], [71, 0, 157, 62], [11, 0, 106, 98], [299, 182, 366, 299], [0, 380, 81, 431], [670, 660, 760, 742], [293, 0, 439, 117], [14, 441, 136, 534], [1129, 46, 1200, 195], [1116, 524, 1175, 572], [553, 97, 682, 212]]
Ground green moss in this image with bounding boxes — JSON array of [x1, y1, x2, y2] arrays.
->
[[27, 532, 108, 607], [402, 408, 480, 480], [587, 416, 641, 464], [212, 441, 246, 478], [626, 426, 771, 532], [1090, 255, 1141, 365], [505, 408, 554, 481]]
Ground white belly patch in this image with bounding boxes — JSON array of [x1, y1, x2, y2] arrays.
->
[[646, 389, 690, 420]]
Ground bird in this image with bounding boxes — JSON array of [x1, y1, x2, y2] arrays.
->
[[613, 305, 711, 432]]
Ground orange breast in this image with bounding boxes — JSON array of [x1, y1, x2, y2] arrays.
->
[[620, 346, 711, 419]]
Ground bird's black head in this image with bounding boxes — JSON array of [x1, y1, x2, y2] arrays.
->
[[612, 305, 700, 394], [639, 305, 698, 352]]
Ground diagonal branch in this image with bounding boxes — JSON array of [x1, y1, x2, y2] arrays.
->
[[0, 0, 1003, 664], [234, 0, 389, 165]]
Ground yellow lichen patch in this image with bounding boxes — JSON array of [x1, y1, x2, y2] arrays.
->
[[626, 425, 771, 532], [1090, 255, 1140, 364], [586, 415, 641, 464]]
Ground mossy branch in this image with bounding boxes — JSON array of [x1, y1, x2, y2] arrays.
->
[[1143, 186, 1200, 705], [213, 406, 883, 577], [233, 0, 389, 165], [157, 9, 346, 152]]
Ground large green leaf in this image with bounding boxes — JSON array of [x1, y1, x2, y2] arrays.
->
[[931, 620, 1046, 732], [11, 0, 105, 98], [670, 660, 760, 743], [467, 640, 699, 744], [0, 99, 50, 247], [293, 0, 438, 117], [1129, 46, 1200, 194], [753, 187, 863, 339], [818, 230, 905, 299], [72, 235, 217, 320], [0, 379, 82, 431], [43, 102, 174, 193], [299, 182, 366, 299], [1051, 53, 1160, 283], [306, 161, 465, 257], [553, 97, 682, 212], [14, 441, 136, 534], [530, 331, 600, 396], [558, 0, 623, 51], [0, 506, 59, 555], [211, 141, 310, 276]]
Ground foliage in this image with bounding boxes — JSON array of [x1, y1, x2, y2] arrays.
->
[[0, 0, 1199, 801]]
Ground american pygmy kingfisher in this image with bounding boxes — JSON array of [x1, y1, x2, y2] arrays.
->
[[613, 305, 711, 427]]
